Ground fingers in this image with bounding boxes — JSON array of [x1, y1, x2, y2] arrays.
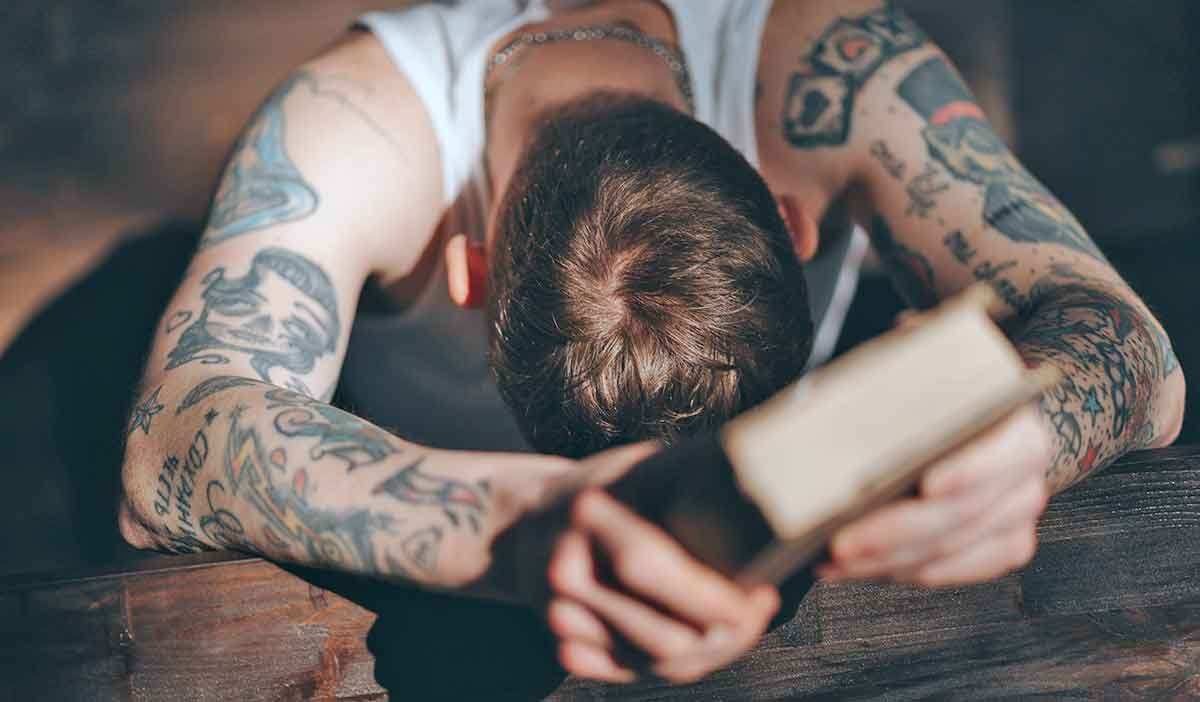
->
[[570, 489, 757, 628], [548, 597, 612, 649], [822, 476, 1047, 584], [825, 406, 1049, 581], [548, 525, 706, 662], [558, 641, 636, 684], [828, 460, 1022, 567], [547, 489, 780, 684], [896, 524, 1039, 586], [922, 406, 1047, 497]]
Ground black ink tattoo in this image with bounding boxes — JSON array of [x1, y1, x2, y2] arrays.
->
[[402, 526, 444, 575], [905, 162, 950, 218], [869, 140, 906, 179], [372, 458, 490, 535], [897, 57, 1106, 262], [783, 5, 925, 148], [263, 387, 397, 472], [165, 311, 193, 333], [128, 386, 165, 437], [870, 215, 938, 309], [176, 375, 263, 415], [1149, 322, 1180, 380], [942, 230, 975, 264], [165, 247, 341, 388], [153, 455, 178, 519]]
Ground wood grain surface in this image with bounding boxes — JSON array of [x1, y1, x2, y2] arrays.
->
[[2, 448, 1197, 701]]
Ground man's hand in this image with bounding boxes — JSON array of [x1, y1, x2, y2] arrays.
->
[[816, 405, 1052, 586], [500, 442, 780, 684]]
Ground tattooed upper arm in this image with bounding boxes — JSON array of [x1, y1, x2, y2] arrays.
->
[[132, 33, 444, 405], [760, 2, 1113, 306]]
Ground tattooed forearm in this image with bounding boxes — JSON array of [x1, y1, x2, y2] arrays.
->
[[896, 57, 1106, 263], [372, 458, 491, 535], [266, 386, 400, 472], [149, 413, 220, 555], [1013, 274, 1169, 489], [132, 379, 506, 584], [128, 386, 165, 437], [783, 4, 926, 149], [870, 215, 938, 309], [200, 402, 398, 570], [165, 247, 340, 393]]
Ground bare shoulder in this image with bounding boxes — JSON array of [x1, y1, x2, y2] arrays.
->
[[202, 28, 446, 279], [753, 1, 929, 204]]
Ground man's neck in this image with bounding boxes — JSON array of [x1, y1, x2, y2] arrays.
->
[[483, 8, 687, 205]]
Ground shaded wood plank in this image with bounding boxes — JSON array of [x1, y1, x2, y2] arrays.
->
[[0, 449, 1198, 701]]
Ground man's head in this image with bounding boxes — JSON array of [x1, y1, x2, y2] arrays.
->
[[480, 95, 814, 457]]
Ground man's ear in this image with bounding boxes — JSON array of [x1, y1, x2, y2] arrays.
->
[[777, 195, 820, 263], [445, 233, 488, 308]]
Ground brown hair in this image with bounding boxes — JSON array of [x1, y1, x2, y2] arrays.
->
[[488, 95, 813, 457]]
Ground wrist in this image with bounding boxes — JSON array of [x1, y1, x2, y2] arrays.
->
[[435, 450, 575, 604]]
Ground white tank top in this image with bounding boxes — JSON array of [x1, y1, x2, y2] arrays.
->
[[341, 0, 865, 452]]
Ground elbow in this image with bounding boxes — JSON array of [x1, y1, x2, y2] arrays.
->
[[118, 450, 161, 550], [1148, 362, 1186, 449], [118, 497, 156, 550]]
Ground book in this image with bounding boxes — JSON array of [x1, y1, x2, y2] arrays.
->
[[605, 284, 1059, 586]]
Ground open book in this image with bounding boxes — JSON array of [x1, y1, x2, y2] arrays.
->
[[606, 284, 1059, 586]]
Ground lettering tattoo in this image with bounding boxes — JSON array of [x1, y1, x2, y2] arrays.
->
[[869, 140, 906, 180], [971, 259, 1030, 313], [128, 385, 165, 437], [372, 458, 491, 535], [942, 230, 975, 264], [165, 247, 340, 393], [783, 4, 925, 148], [155, 418, 220, 555], [905, 162, 950, 219], [897, 57, 1106, 262], [870, 215, 937, 309]]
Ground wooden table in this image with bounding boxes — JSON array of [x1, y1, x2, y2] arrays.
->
[[2, 448, 1198, 701]]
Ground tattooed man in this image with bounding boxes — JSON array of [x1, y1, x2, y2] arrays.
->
[[120, 1, 1185, 686]]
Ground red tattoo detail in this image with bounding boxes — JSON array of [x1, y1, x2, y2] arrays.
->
[[930, 101, 986, 126]]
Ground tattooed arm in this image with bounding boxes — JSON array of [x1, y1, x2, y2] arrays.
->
[[759, 1, 1184, 494], [121, 378, 568, 593], [119, 34, 570, 594]]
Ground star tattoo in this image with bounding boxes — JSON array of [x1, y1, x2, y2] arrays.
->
[[128, 385, 165, 436], [1081, 386, 1104, 418], [204, 408, 220, 426]]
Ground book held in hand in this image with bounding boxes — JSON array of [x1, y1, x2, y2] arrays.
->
[[606, 284, 1059, 586]]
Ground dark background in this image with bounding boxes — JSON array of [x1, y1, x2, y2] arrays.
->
[[0, 0, 1197, 580]]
